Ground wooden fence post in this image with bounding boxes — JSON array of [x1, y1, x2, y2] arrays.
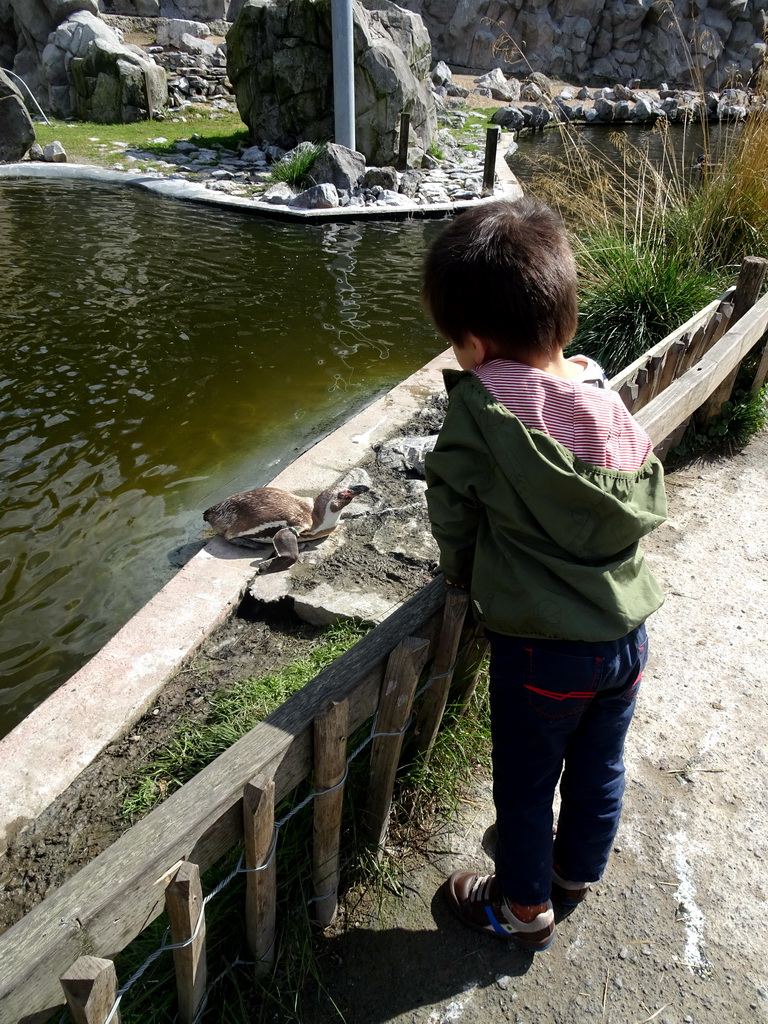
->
[[243, 775, 277, 977], [312, 699, 349, 927], [60, 956, 120, 1024], [366, 636, 430, 847], [700, 256, 767, 420], [411, 587, 469, 762], [482, 126, 500, 193], [166, 860, 207, 1024], [451, 618, 490, 713]]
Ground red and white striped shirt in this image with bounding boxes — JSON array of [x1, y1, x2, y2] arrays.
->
[[473, 358, 652, 472]]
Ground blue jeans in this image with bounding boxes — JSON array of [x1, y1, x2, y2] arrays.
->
[[486, 624, 648, 906]]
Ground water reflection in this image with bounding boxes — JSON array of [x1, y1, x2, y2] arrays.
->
[[0, 181, 445, 736]]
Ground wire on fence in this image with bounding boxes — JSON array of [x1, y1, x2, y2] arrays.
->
[[64, 659, 459, 1024]]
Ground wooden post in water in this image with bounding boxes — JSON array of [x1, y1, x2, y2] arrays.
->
[[60, 956, 120, 1024], [700, 256, 768, 420], [398, 112, 411, 171], [411, 587, 469, 763], [166, 860, 207, 1024], [312, 699, 349, 927], [243, 775, 277, 977], [482, 126, 500, 193], [366, 636, 430, 847]]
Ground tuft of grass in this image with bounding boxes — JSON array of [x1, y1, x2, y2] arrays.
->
[[121, 619, 368, 820], [267, 141, 324, 188], [570, 230, 718, 376], [671, 377, 768, 461]]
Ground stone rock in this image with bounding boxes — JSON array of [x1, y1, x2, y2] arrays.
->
[[226, 0, 436, 166], [376, 435, 436, 476], [431, 59, 452, 85], [261, 182, 294, 204], [180, 33, 217, 57], [520, 81, 544, 102], [503, 138, 519, 166], [475, 67, 519, 101], [364, 165, 398, 190], [47, 11, 167, 121], [491, 105, 526, 131], [290, 182, 339, 209], [397, 0, 765, 90], [43, 139, 67, 161], [28, 142, 44, 160], [527, 70, 553, 95], [398, 167, 422, 196], [594, 96, 616, 121], [240, 143, 266, 164], [293, 582, 400, 626], [0, 69, 35, 163], [522, 103, 550, 128], [375, 188, 413, 206], [156, 18, 209, 48], [311, 142, 365, 191], [633, 94, 658, 121]]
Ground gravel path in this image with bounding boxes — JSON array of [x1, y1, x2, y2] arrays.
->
[[305, 429, 768, 1024]]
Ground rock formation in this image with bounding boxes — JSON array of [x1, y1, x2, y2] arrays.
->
[[226, 0, 436, 166], [398, 0, 767, 90], [0, 68, 35, 162], [2, 0, 167, 120]]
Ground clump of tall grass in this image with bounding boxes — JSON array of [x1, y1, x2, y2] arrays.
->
[[267, 140, 324, 188], [528, 100, 768, 371]]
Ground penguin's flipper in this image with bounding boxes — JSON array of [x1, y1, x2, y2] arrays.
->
[[253, 526, 300, 575]]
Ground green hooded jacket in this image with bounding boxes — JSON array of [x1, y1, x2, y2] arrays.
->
[[424, 370, 668, 641]]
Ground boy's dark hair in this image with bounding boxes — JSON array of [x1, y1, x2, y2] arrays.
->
[[421, 197, 578, 358]]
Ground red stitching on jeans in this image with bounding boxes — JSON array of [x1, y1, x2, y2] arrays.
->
[[524, 685, 596, 701]]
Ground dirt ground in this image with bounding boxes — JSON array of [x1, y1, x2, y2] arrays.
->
[[0, 401, 445, 933], [300, 430, 768, 1024], [1, 412, 766, 1024]]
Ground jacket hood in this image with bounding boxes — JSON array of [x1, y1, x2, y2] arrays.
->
[[441, 369, 667, 563]]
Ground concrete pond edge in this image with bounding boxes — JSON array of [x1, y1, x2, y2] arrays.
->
[[0, 348, 456, 855], [0, 149, 522, 220]]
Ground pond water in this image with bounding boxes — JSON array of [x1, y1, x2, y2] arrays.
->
[[0, 181, 446, 738]]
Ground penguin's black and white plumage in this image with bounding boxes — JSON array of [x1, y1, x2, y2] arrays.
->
[[203, 483, 369, 574]]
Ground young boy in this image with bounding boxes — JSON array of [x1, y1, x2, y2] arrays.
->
[[422, 197, 667, 952]]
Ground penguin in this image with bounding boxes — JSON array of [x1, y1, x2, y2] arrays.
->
[[203, 483, 369, 574]]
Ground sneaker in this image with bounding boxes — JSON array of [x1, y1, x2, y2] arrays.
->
[[444, 871, 555, 951], [551, 866, 589, 906]]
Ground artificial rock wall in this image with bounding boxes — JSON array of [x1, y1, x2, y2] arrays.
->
[[398, 0, 767, 89], [227, 0, 436, 165]]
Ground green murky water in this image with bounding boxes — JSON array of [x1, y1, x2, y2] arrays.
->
[[0, 180, 445, 737]]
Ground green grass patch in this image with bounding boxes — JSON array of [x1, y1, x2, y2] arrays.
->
[[571, 230, 718, 376], [267, 141, 324, 188], [108, 626, 491, 1024], [32, 109, 248, 168], [122, 619, 369, 820]]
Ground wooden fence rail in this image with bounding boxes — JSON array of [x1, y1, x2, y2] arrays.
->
[[2, 261, 768, 1024]]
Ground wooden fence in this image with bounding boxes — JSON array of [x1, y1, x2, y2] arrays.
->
[[2, 259, 768, 1024]]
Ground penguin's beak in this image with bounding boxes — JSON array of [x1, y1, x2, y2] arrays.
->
[[344, 485, 369, 496]]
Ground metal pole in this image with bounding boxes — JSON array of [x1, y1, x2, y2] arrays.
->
[[331, 0, 355, 150]]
